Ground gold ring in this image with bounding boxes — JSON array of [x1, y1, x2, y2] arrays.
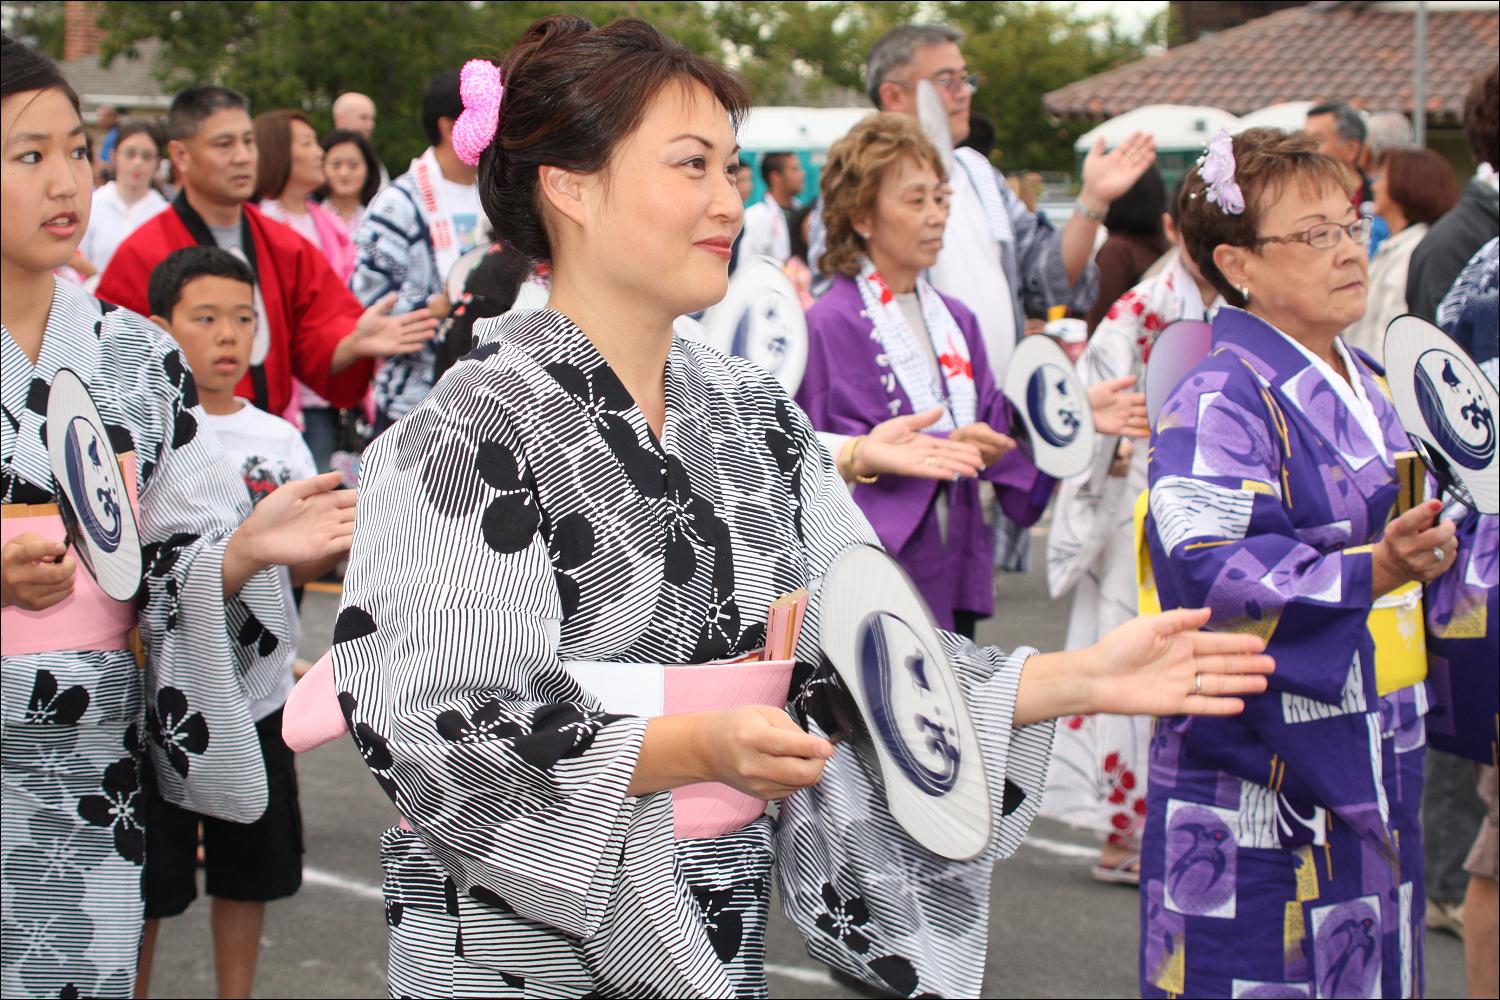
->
[[925, 456, 938, 468]]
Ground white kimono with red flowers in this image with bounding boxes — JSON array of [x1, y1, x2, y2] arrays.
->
[[1042, 251, 1220, 851]]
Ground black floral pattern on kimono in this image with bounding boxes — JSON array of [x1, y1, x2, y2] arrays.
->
[[435, 699, 521, 745], [236, 611, 279, 658], [340, 692, 399, 802], [511, 704, 622, 772], [333, 605, 378, 644], [25, 670, 91, 725], [690, 885, 744, 963], [146, 687, 209, 778], [815, 882, 872, 954], [539, 510, 595, 619], [76, 757, 144, 864], [766, 400, 806, 540], [475, 438, 540, 554], [548, 360, 666, 499]]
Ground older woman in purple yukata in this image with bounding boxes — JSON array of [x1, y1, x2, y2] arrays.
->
[[1139, 127, 1490, 998], [796, 113, 1145, 639]]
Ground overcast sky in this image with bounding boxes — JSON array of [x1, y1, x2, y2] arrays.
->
[[1064, 0, 1168, 35]]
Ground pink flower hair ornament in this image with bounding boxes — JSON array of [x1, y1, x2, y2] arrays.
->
[[452, 59, 503, 167], [1196, 129, 1244, 216]]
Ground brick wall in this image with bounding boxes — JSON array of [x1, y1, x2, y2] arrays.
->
[[64, 1, 104, 61]]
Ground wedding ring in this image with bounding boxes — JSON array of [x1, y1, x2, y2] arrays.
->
[[924, 456, 938, 468], [1194, 673, 1203, 695], [1433, 547, 1446, 563]]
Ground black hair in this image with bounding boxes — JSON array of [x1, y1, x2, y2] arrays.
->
[[760, 152, 795, 186], [148, 246, 255, 318], [1, 33, 81, 114], [115, 119, 165, 155], [1166, 168, 1193, 226], [1103, 166, 1166, 237], [166, 86, 250, 141], [313, 128, 383, 206], [1307, 101, 1367, 143], [478, 16, 749, 265], [789, 200, 816, 262], [957, 112, 995, 159], [421, 69, 463, 147]]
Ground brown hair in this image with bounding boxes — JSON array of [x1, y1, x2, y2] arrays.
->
[[116, 119, 165, 155], [477, 16, 749, 265], [1177, 127, 1354, 308], [1382, 148, 1459, 226], [817, 112, 947, 278], [1464, 62, 1498, 169], [252, 109, 314, 201]]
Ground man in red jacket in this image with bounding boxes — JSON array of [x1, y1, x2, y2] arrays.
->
[[98, 86, 434, 416]]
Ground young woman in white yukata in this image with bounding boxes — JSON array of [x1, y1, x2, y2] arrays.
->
[[330, 16, 1275, 998], [1, 35, 355, 999]]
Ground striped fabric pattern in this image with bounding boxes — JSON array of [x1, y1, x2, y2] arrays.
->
[[2, 278, 291, 998], [333, 308, 1056, 997]]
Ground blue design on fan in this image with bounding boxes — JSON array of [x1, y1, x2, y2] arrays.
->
[[857, 611, 960, 796], [730, 293, 789, 373], [1025, 363, 1082, 448], [63, 415, 122, 552], [1413, 348, 1494, 471]]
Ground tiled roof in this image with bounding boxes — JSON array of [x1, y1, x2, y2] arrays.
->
[[1044, 4, 1498, 124], [58, 37, 170, 109]]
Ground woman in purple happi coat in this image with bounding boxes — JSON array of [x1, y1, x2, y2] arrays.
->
[[796, 113, 1144, 638], [1140, 128, 1488, 998]]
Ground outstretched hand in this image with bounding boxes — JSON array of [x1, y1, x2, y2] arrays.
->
[[1089, 608, 1274, 718], [1087, 375, 1149, 438], [1080, 130, 1158, 208], [223, 472, 356, 597], [853, 407, 986, 481], [351, 293, 439, 358]]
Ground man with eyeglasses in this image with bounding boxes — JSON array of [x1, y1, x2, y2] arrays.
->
[[811, 23, 1156, 379]]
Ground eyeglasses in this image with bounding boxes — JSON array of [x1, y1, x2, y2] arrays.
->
[[1253, 216, 1372, 250], [893, 70, 983, 96], [116, 147, 160, 163]]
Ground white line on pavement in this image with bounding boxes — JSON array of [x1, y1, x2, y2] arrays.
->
[[1018, 834, 1098, 860], [303, 866, 385, 901], [301, 867, 840, 986], [765, 963, 835, 985]]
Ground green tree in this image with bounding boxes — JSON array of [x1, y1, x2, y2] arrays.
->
[[5, 0, 67, 59], [93, 1, 1157, 176], [945, 1, 1164, 172]]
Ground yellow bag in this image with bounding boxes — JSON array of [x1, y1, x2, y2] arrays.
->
[[1134, 490, 1426, 695]]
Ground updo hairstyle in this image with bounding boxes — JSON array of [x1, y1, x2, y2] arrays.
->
[[817, 112, 946, 278], [1177, 127, 1353, 308], [477, 16, 749, 265]]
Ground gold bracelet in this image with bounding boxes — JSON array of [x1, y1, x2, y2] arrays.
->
[[847, 435, 878, 484]]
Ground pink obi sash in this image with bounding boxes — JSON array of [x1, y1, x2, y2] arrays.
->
[[1, 453, 139, 658], [283, 652, 795, 840]]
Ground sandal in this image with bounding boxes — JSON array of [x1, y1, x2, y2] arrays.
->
[[1091, 852, 1141, 886]]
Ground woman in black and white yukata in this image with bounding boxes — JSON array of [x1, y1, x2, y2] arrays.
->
[[330, 16, 1276, 999], [1, 36, 355, 998]]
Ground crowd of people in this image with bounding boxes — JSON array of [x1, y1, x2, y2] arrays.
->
[[1, 12, 1496, 1000]]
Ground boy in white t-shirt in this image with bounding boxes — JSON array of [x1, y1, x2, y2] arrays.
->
[[135, 246, 350, 998]]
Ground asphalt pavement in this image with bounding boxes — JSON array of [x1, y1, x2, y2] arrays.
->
[[144, 533, 1468, 999]]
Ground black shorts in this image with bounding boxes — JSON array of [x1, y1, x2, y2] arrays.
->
[[143, 708, 304, 918]]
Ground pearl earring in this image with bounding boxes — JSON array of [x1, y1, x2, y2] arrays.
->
[[1239, 285, 1251, 303]]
